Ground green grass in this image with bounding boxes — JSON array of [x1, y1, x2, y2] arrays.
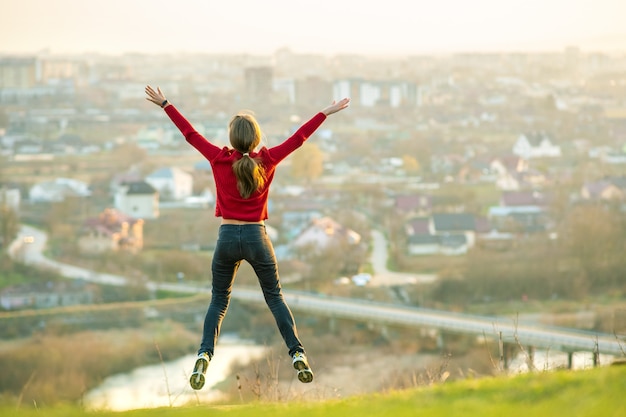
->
[[4, 365, 625, 417]]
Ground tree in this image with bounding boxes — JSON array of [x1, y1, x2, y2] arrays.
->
[[558, 204, 625, 291], [110, 143, 148, 169], [290, 143, 324, 183], [0, 110, 8, 129], [0, 204, 19, 251], [296, 242, 355, 289], [401, 155, 420, 174]]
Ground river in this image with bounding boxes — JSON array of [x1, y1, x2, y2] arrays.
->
[[83, 335, 267, 411], [83, 337, 614, 412], [509, 349, 613, 372]]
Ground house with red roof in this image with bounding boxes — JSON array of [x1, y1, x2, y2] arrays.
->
[[78, 208, 144, 254], [580, 176, 626, 201]]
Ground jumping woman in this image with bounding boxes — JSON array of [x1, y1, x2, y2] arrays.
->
[[145, 85, 350, 389]]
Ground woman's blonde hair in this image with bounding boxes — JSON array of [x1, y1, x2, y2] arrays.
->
[[229, 113, 266, 199]]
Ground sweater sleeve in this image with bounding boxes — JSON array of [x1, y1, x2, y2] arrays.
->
[[164, 105, 221, 161], [266, 112, 327, 163]]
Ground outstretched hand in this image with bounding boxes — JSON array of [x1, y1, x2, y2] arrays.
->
[[145, 85, 168, 107], [321, 97, 351, 116]]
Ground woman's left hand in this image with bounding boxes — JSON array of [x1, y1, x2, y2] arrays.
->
[[321, 97, 350, 116]]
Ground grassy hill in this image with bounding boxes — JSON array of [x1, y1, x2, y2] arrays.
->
[[5, 365, 625, 417]]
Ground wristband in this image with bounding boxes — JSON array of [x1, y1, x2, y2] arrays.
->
[[160, 99, 168, 108]]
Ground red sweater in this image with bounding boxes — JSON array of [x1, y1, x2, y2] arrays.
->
[[164, 105, 327, 221]]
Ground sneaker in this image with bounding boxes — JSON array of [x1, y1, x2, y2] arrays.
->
[[292, 351, 314, 383], [189, 352, 210, 390]]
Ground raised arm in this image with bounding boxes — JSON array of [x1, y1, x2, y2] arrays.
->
[[266, 97, 351, 163], [145, 85, 221, 161]]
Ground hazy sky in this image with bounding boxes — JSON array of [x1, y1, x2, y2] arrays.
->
[[1, 0, 625, 56]]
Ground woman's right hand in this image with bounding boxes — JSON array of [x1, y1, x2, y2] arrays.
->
[[145, 85, 169, 107], [322, 98, 351, 116]]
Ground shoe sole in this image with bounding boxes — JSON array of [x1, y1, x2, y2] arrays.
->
[[190, 357, 209, 390], [194, 357, 209, 374], [190, 372, 205, 390], [293, 358, 314, 383], [297, 368, 314, 383]]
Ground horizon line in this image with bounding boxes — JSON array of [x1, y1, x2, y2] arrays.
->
[[2, 45, 626, 59]]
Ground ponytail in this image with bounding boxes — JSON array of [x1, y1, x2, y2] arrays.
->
[[229, 113, 265, 199], [232, 153, 266, 199]]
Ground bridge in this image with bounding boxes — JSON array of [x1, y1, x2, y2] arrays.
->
[[230, 287, 625, 367]]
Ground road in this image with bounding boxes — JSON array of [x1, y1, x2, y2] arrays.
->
[[8, 225, 626, 357], [10, 226, 433, 289], [368, 229, 436, 286], [11, 225, 126, 286]]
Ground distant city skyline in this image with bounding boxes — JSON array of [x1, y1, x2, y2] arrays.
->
[[2, 0, 626, 56]]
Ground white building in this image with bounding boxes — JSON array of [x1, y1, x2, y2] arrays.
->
[[145, 167, 193, 201], [29, 177, 91, 202], [292, 216, 361, 252], [333, 78, 419, 108], [513, 132, 562, 159], [114, 181, 159, 219]]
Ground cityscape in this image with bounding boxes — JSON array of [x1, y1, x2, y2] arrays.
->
[[1, 1, 626, 411], [1, 48, 625, 264]]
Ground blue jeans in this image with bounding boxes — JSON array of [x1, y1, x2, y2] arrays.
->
[[199, 224, 305, 358]]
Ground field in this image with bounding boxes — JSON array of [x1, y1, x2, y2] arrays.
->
[[3, 365, 625, 417]]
